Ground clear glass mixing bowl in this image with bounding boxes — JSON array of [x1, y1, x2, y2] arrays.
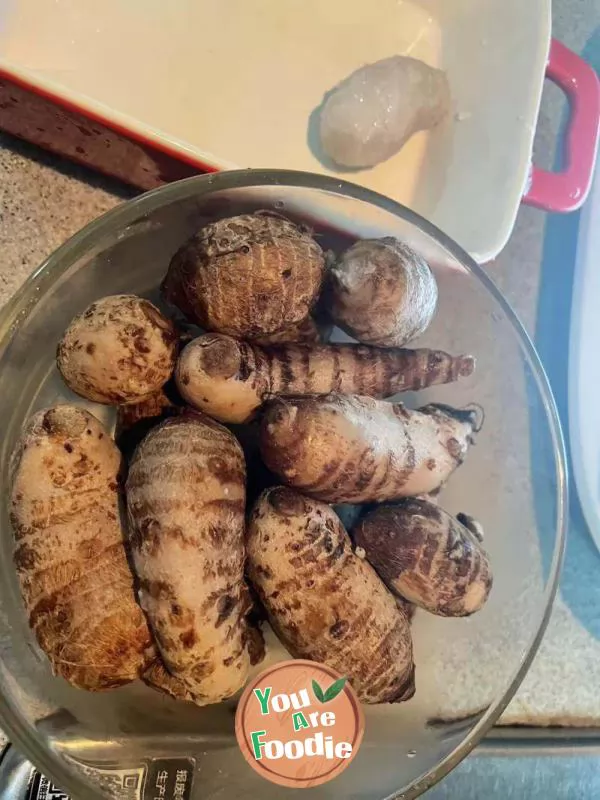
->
[[0, 170, 566, 799]]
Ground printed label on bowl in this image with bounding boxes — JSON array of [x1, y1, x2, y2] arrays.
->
[[25, 757, 195, 800], [235, 659, 364, 788]]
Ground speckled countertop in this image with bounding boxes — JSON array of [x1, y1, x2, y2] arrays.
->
[[0, 139, 134, 306], [0, 0, 598, 759]]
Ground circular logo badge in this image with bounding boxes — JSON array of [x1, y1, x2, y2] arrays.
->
[[235, 660, 364, 788]]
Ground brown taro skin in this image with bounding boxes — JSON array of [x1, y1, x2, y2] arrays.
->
[[247, 487, 415, 704], [162, 212, 325, 337], [57, 295, 178, 405], [260, 394, 479, 504], [116, 385, 178, 433], [250, 315, 321, 346], [326, 238, 438, 348], [126, 412, 263, 705], [115, 382, 182, 460], [10, 406, 153, 690], [176, 332, 475, 424], [141, 656, 197, 701], [354, 498, 493, 617]]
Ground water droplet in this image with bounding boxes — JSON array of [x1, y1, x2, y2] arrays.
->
[[407, 750, 416, 758], [274, 200, 284, 210]]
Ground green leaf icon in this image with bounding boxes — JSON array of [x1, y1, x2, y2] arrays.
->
[[312, 679, 325, 703], [323, 677, 347, 702]]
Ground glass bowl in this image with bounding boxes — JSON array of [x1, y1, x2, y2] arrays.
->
[[0, 170, 566, 799]]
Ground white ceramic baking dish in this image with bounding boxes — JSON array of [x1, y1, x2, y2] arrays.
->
[[0, 0, 597, 263]]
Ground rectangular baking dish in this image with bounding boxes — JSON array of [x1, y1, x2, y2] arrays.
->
[[0, 0, 597, 264]]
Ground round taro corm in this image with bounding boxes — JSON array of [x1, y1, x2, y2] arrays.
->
[[326, 237, 438, 348], [162, 212, 325, 338], [57, 294, 178, 405]]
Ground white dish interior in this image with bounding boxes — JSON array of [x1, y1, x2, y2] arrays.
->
[[0, 0, 551, 262]]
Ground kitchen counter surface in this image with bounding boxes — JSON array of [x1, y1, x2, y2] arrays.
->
[[0, 0, 598, 795]]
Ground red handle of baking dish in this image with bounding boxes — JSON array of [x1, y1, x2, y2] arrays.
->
[[523, 39, 600, 213]]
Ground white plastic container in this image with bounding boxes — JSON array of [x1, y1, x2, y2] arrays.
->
[[0, 0, 597, 263], [570, 164, 600, 551]]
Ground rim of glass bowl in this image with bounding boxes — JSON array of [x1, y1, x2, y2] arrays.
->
[[0, 169, 568, 800]]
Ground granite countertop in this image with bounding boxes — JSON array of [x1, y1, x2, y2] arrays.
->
[[0, 0, 597, 762]]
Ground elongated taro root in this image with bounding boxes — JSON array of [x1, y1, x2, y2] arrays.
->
[[247, 487, 415, 703], [57, 295, 177, 404], [319, 55, 450, 169], [162, 212, 325, 337], [10, 406, 153, 690], [354, 499, 492, 616], [126, 413, 263, 704], [326, 238, 438, 347], [176, 333, 475, 423], [260, 395, 479, 503]]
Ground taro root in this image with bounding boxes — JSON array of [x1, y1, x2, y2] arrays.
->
[[176, 333, 475, 423], [247, 487, 415, 703], [126, 413, 263, 705], [250, 315, 321, 346], [10, 406, 153, 690], [162, 212, 325, 338], [260, 395, 479, 504], [326, 237, 438, 347], [57, 295, 177, 404], [354, 498, 493, 616], [115, 381, 182, 459]]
